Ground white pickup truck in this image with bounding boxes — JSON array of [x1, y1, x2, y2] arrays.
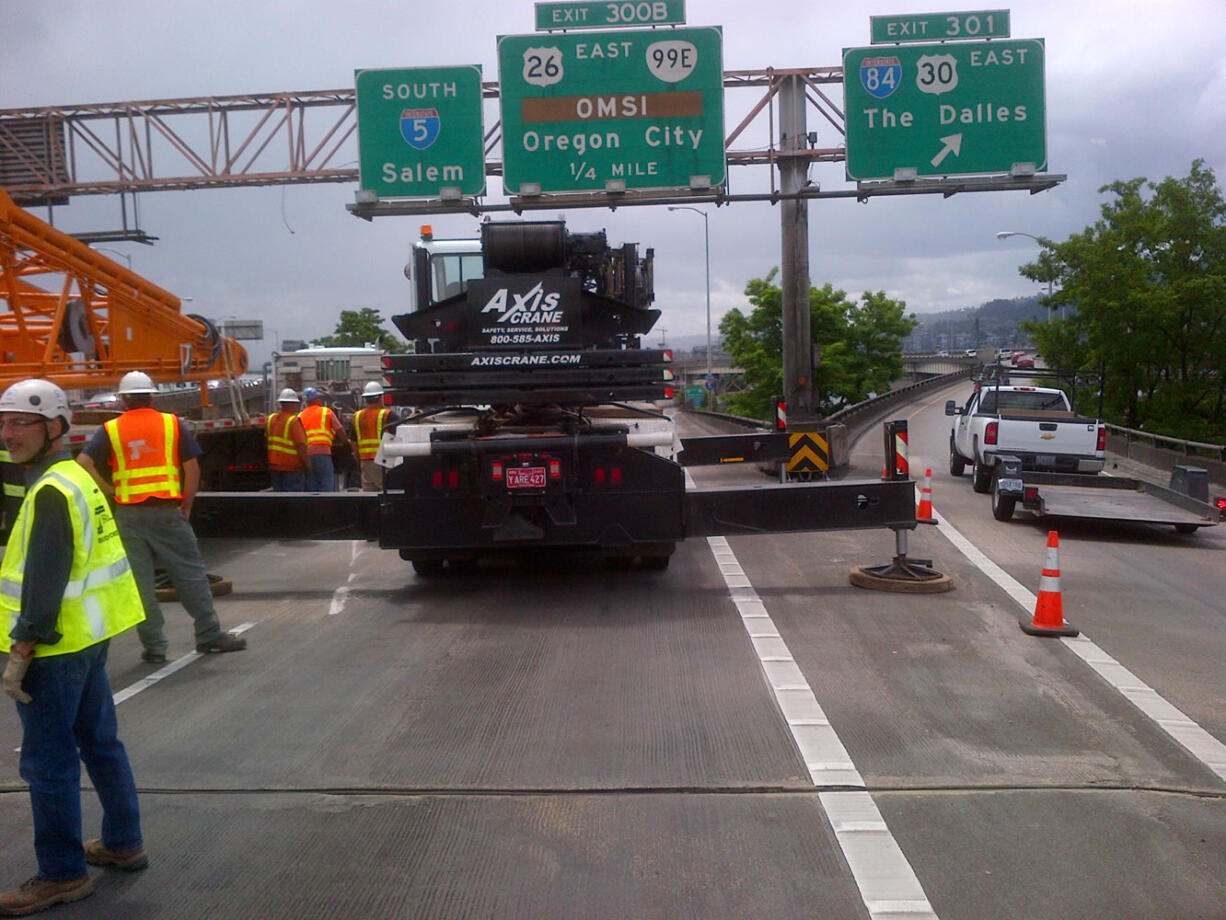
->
[[946, 384, 1106, 492]]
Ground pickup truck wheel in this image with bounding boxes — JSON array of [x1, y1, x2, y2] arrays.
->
[[991, 482, 1016, 521], [972, 460, 993, 493], [949, 446, 966, 477]]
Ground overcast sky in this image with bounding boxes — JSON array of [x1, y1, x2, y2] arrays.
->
[[3, 0, 1224, 369]]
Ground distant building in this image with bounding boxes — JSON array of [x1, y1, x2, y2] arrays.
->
[[273, 344, 384, 404]]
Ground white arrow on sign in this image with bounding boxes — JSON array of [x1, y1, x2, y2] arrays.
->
[[930, 134, 963, 168]]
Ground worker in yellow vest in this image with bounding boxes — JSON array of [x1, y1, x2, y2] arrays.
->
[[351, 381, 399, 491], [298, 387, 356, 492], [0, 379, 148, 917], [265, 388, 309, 491], [76, 371, 247, 664], [0, 446, 24, 537]]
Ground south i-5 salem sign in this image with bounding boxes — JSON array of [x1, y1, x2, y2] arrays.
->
[[842, 39, 1046, 181]]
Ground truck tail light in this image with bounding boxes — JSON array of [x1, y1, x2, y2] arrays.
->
[[431, 469, 461, 489], [1024, 486, 1039, 502], [1096, 426, 1107, 451], [548, 458, 562, 479], [664, 387, 675, 399], [491, 461, 504, 481], [985, 421, 998, 446], [593, 466, 623, 485]]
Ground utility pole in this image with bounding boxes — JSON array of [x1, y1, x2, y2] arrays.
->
[[779, 74, 815, 426]]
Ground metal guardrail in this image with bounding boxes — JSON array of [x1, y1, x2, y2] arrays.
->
[[1105, 423, 1226, 462]]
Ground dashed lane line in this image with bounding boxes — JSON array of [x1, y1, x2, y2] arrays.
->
[[707, 534, 940, 920]]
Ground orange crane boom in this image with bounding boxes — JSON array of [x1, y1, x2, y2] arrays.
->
[[0, 188, 246, 393]]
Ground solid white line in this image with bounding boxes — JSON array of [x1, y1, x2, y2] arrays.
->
[[925, 501, 1226, 783], [112, 621, 256, 706], [707, 536, 939, 920]]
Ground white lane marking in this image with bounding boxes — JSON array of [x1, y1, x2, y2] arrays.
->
[[327, 540, 364, 616], [707, 536, 939, 920], [925, 501, 1226, 783], [112, 621, 256, 706]]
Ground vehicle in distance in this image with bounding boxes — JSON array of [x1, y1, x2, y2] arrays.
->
[[946, 383, 1106, 493], [1012, 354, 1035, 368]]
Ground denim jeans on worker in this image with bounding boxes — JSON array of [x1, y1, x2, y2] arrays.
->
[[17, 641, 142, 881], [271, 470, 305, 492], [305, 454, 335, 492], [114, 503, 224, 655]]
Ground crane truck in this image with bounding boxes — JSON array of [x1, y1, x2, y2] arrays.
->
[[188, 220, 920, 570]]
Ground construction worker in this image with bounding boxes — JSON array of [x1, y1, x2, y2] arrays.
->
[[352, 381, 398, 491], [0, 447, 24, 537], [0, 379, 147, 917], [298, 386, 356, 492], [76, 371, 247, 664], [265, 388, 309, 491]]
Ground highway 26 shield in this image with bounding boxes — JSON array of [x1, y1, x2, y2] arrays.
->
[[400, 108, 441, 150]]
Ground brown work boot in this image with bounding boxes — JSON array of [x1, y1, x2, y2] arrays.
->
[[0, 875, 92, 916], [84, 838, 148, 871]]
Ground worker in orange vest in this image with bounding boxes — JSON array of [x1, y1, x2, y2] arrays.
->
[[298, 387, 356, 492], [351, 381, 399, 492], [265, 388, 309, 491], [76, 371, 247, 664]]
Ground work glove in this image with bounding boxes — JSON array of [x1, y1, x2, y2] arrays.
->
[[3, 651, 32, 704]]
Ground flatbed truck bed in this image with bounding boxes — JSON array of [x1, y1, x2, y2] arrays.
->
[[991, 457, 1220, 533]]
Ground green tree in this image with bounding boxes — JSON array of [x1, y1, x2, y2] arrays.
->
[[719, 270, 916, 419], [315, 307, 408, 353], [1020, 161, 1226, 439]]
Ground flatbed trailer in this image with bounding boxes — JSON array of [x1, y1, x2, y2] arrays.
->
[[990, 455, 1220, 533]]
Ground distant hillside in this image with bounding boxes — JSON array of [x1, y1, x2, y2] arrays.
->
[[905, 295, 1045, 352]]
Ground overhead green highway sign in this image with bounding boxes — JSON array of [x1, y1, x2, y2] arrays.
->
[[870, 10, 1010, 44], [842, 39, 1045, 181], [535, 1, 686, 31], [497, 26, 725, 195], [355, 65, 486, 199]]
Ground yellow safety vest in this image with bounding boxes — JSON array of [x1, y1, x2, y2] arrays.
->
[[353, 407, 389, 460], [104, 409, 182, 504], [0, 449, 25, 502], [0, 460, 144, 657]]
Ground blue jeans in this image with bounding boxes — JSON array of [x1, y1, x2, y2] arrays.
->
[[271, 470, 305, 492], [305, 454, 334, 492], [17, 641, 142, 880]]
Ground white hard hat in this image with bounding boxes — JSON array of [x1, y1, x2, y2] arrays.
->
[[0, 379, 72, 428], [277, 387, 300, 403], [117, 370, 158, 395], [362, 381, 385, 397]]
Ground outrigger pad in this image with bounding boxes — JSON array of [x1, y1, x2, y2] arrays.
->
[[848, 563, 952, 594]]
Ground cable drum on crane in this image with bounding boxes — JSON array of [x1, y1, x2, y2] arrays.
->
[[57, 298, 97, 358]]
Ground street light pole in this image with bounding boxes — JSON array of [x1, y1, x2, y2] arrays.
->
[[93, 246, 132, 270], [667, 205, 712, 406], [996, 230, 1055, 317]]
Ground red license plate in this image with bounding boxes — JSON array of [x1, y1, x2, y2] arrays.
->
[[506, 467, 547, 489]]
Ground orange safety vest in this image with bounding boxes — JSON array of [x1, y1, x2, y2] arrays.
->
[[353, 406, 390, 460], [298, 404, 336, 454], [104, 408, 182, 504], [266, 411, 305, 471]]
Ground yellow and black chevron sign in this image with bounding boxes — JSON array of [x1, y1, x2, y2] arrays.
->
[[786, 431, 829, 473]]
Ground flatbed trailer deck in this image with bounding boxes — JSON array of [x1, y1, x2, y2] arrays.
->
[[991, 456, 1220, 532]]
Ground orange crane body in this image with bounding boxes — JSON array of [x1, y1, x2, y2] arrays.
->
[[0, 188, 246, 394]]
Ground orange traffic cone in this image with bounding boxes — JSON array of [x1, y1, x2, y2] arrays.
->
[[1019, 530, 1079, 637], [916, 467, 936, 523]]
